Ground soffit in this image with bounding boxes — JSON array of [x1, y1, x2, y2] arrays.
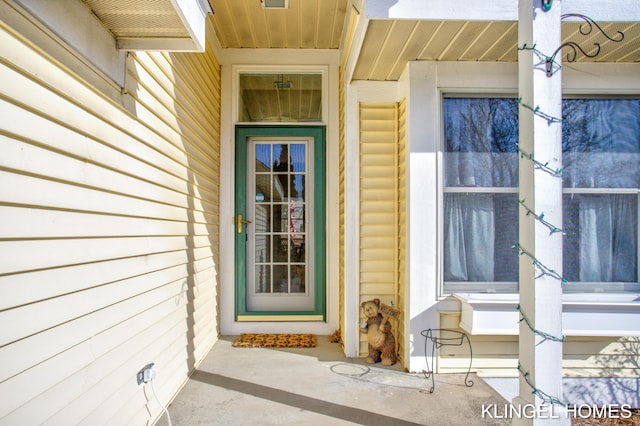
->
[[209, 0, 349, 49], [79, 0, 213, 50], [82, 0, 190, 38], [353, 20, 640, 81]]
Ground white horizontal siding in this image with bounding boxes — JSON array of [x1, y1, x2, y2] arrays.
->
[[1, 4, 220, 424]]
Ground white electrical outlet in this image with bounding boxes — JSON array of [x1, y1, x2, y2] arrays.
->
[[136, 363, 155, 385]]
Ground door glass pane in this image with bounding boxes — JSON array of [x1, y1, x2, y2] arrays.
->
[[292, 175, 305, 202], [273, 174, 289, 201], [255, 235, 270, 262], [255, 265, 271, 293], [255, 144, 271, 171], [290, 144, 306, 171], [290, 205, 305, 233], [273, 144, 289, 170], [291, 235, 305, 262], [291, 265, 306, 293], [273, 205, 288, 233], [273, 265, 289, 293], [254, 204, 271, 233], [249, 139, 311, 302], [273, 234, 288, 263], [255, 175, 271, 203]]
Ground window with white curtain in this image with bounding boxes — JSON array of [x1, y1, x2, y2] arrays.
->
[[443, 97, 639, 293]]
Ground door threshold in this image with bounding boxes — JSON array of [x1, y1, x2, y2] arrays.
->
[[237, 314, 324, 322]]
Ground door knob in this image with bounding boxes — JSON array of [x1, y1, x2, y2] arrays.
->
[[236, 214, 252, 233]]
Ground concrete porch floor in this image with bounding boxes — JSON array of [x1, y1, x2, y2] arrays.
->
[[159, 336, 510, 425]]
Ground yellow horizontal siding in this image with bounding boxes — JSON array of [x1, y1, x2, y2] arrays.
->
[[0, 8, 220, 425], [437, 313, 640, 379]]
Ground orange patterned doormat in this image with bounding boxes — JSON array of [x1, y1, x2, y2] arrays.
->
[[232, 334, 317, 348]]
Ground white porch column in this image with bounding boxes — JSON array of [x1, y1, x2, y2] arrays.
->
[[515, 1, 567, 424]]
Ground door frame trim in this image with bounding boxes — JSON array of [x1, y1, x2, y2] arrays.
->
[[234, 125, 326, 321]]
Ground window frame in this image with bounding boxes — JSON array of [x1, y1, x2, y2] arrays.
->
[[232, 65, 329, 125], [440, 94, 640, 295]]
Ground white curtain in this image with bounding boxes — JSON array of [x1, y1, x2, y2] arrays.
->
[[576, 195, 637, 282], [444, 194, 495, 281]]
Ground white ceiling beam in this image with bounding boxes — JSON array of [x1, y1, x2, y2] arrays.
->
[[216, 48, 339, 66], [116, 37, 202, 52], [562, 0, 640, 22], [365, 0, 640, 22], [366, 0, 516, 21]]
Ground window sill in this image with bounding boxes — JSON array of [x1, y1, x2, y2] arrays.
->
[[452, 293, 640, 337]]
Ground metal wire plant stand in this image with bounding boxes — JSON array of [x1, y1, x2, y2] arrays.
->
[[421, 328, 474, 393]]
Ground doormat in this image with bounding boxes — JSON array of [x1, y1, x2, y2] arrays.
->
[[232, 334, 317, 348]]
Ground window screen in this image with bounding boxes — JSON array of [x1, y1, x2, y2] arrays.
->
[[443, 98, 519, 290]]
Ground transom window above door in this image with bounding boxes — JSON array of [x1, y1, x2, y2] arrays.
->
[[442, 97, 639, 294], [239, 73, 322, 122]]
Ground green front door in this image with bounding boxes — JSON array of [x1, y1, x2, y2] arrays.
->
[[235, 126, 325, 321]]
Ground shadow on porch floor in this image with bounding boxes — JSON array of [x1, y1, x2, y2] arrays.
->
[[159, 336, 510, 425]]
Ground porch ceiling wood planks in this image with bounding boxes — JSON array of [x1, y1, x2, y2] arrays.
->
[[353, 20, 640, 81], [210, 0, 348, 49]]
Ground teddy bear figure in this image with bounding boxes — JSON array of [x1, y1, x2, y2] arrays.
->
[[359, 298, 397, 366]]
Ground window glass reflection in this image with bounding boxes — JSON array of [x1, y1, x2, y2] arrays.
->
[[239, 74, 322, 122]]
